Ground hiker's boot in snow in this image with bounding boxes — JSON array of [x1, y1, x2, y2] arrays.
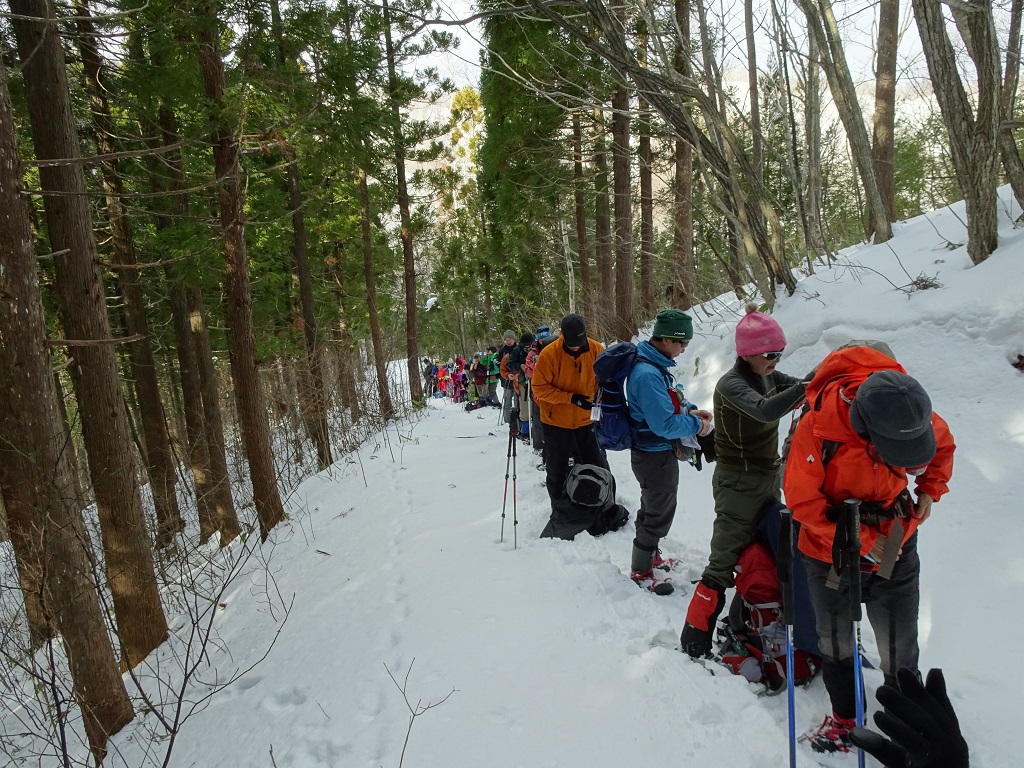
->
[[630, 543, 674, 595], [806, 712, 856, 754]]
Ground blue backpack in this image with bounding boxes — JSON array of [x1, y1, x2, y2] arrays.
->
[[592, 342, 640, 450]]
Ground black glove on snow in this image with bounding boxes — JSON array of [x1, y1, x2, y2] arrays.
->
[[570, 394, 593, 410], [849, 668, 969, 768]]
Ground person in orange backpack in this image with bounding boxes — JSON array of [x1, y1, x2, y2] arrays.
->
[[783, 345, 955, 754]]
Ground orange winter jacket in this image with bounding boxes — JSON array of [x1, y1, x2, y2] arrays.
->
[[531, 337, 604, 429], [783, 346, 955, 564]]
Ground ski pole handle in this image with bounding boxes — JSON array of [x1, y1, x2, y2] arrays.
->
[[845, 499, 862, 621], [777, 507, 795, 626]]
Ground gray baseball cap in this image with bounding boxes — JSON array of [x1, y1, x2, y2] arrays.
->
[[849, 370, 936, 468]]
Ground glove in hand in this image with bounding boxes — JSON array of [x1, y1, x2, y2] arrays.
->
[[570, 394, 592, 410], [849, 668, 969, 768]]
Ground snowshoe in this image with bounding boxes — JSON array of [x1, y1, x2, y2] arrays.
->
[[803, 713, 856, 754], [631, 569, 674, 596]]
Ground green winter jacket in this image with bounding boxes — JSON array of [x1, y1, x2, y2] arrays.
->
[[481, 353, 500, 384], [713, 357, 807, 473]]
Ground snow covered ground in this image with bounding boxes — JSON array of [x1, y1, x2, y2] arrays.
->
[[5, 190, 1024, 768]]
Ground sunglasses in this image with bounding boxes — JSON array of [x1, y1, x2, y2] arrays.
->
[[762, 350, 784, 361]]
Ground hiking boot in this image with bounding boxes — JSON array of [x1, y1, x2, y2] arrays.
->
[[652, 549, 676, 571], [806, 712, 856, 753], [631, 569, 674, 595]]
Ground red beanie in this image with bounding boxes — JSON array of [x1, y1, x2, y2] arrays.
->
[[735, 303, 786, 356]]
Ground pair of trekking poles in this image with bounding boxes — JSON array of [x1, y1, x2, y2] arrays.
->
[[500, 407, 521, 550], [778, 500, 866, 768]]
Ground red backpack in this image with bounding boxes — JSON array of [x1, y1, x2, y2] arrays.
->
[[715, 541, 822, 693]]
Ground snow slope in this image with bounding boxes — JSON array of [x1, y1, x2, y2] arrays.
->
[[7, 192, 1024, 768]]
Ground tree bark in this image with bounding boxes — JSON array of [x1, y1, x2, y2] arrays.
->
[[609, 3, 635, 341], [11, 0, 168, 669], [672, 0, 696, 309], [804, 32, 828, 257], [593, 108, 614, 339], [745, 0, 763, 181], [872, 0, 899, 221], [382, 0, 423, 404], [1000, 0, 1024, 211], [572, 113, 592, 327], [795, 0, 893, 242], [270, 0, 332, 468], [912, 0, 1000, 264], [73, 0, 183, 545], [637, 27, 655, 321], [0, 58, 134, 761], [193, 7, 285, 540], [358, 171, 397, 418]]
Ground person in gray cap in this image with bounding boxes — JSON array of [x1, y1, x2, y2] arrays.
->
[[782, 345, 956, 754]]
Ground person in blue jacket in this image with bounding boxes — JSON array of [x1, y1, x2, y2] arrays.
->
[[626, 309, 712, 594]]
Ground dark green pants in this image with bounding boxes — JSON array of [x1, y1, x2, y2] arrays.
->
[[701, 465, 780, 589]]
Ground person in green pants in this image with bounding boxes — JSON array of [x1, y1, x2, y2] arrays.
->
[[680, 303, 811, 658]]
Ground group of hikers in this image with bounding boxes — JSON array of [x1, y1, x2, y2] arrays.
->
[[478, 306, 965, 765]]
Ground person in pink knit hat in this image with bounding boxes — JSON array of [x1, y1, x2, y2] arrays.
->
[[681, 303, 816, 658]]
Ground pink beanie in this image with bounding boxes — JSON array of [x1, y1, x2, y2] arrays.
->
[[735, 303, 786, 356]]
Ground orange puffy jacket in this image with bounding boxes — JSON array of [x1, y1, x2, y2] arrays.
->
[[531, 337, 604, 429], [783, 346, 955, 564]]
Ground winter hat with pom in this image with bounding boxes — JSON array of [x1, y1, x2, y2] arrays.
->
[[735, 303, 786, 356]]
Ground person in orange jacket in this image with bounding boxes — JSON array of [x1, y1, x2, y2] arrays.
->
[[783, 345, 955, 754], [531, 314, 606, 511]]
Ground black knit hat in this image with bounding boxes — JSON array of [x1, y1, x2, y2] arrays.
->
[[849, 370, 936, 468], [560, 313, 587, 347]]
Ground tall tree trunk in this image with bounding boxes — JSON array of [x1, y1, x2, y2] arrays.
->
[[331, 251, 363, 424], [168, 280, 218, 540], [381, 0, 423, 404], [610, 4, 635, 341], [593, 108, 614, 339], [770, 0, 814, 267], [10, 0, 168, 669], [912, 0, 1000, 264], [572, 113, 592, 327], [0, 58, 135, 761], [673, 0, 696, 309], [1000, 0, 1024, 210], [637, 28, 655, 321], [805, 33, 828, 257], [358, 171, 397, 418], [145, 88, 240, 545], [193, 6, 285, 540], [73, 0, 182, 545], [872, 0, 899, 221], [745, 0, 763, 181], [187, 284, 242, 542], [795, 0, 893, 242], [270, 0, 332, 469]]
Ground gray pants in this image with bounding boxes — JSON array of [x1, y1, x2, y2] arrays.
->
[[803, 534, 921, 714], [702, 466, 780, 589], [487, 381, 498, 403], [630, 449, 679, 551]]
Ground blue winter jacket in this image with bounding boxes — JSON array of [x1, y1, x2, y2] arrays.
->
[[626, 341, 705, 452]]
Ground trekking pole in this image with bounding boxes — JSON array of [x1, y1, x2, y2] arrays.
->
[[511, 413, 519, 550], [844, 498, 866, 768], [777, 508, 798, 768], [500, 409, 521, 548], [500, 429, 513, 544]]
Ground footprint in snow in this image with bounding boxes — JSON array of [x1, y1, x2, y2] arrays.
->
[[263, 686, 307, 712]]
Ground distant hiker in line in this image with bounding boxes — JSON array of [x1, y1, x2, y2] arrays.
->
[[498, 330, 518, 422], [783, 346, 955, 753], [531, 314, 606, 512], [681, 305, 811, 656], [501, 331, 535, 431], [626, 309, 712, 594], [482, 345, 501, 406]]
